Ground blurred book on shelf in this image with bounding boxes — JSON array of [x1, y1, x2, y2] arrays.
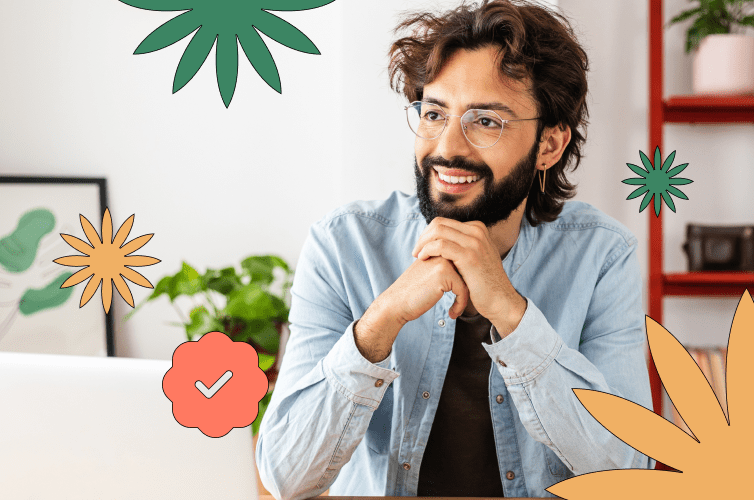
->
[[665, 346, 728, 437]]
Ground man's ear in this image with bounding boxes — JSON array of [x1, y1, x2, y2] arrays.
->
[[538, 123, 571, 169]]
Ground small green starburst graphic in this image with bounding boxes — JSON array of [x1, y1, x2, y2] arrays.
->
[[119, 0, 336, 107], [622, 146, 693, 217]]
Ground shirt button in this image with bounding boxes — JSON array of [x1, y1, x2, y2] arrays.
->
[[403, 462, 411, 470], [498, 360, 507, 367], [506, 471, 515, 480], [496, 394, 504, 404], [375, 379, 384, 387], [438, 319, 446, 327], [422, 391, 430, 399]]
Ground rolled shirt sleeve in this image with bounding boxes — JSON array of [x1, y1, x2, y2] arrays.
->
[[482, 239, 655, 474], [255, 222, 399, 500]]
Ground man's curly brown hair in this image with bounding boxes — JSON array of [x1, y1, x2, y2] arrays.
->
[[388, 0, 590, 226]]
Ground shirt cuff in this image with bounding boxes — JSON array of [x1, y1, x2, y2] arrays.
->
[[482, 297, 563, 384], [322, 320, 400, 410]]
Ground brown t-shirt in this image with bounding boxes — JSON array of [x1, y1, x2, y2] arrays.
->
[[417, 312, 505, 497]]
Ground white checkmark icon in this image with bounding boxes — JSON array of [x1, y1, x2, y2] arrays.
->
[[195, 370, 233, 399]]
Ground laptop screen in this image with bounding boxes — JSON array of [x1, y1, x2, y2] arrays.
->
[[0, 351, 258, 499]]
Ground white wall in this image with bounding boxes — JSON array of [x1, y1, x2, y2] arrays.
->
[[1, 0, 347, 358], [1, 0, 750, 360]]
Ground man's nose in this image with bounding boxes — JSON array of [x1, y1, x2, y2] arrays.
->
[[435, 115, 474, 158]]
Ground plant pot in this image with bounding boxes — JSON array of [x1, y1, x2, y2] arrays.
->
[[693, 34, 754, 95]]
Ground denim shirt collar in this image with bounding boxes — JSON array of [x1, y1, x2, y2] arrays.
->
[[502, 212, 536, 280]]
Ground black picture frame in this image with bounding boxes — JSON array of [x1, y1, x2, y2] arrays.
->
[[0, 175, 114, 356]]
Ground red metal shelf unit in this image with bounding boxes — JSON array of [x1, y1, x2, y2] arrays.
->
[[647, 0, 754, 467]]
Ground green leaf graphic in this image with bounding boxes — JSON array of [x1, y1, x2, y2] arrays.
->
[[0, 209, 55, 273], [120, 0, 337, 107], [622, 147, 694, 217]]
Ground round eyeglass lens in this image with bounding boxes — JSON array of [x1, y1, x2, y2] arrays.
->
[[461, 109, 504, 148], [406, 102, 504, 148], [407, 102, 446, 140]]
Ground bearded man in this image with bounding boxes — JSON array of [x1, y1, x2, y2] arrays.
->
[[256, 1, 655, 498]]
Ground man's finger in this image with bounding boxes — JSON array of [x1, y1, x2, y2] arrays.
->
[[413, 223, 475, 257], [449, 271, 469, 319], [417, 238, 464, 262]]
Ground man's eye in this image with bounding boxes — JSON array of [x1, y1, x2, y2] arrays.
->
[[423, 111, 443, 121], [476, 116, 502, 128]]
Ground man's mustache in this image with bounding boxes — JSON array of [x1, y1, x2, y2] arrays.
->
[[421, 157, 491, 178]]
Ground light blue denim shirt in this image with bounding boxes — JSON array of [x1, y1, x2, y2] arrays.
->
[[256, 190, 655, 500]]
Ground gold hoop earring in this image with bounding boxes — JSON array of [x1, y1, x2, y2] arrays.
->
[[539, 165, 547, 193]]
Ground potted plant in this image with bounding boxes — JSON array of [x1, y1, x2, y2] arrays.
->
[[667, 0, 754, 95], [124, 254, 293, 435]]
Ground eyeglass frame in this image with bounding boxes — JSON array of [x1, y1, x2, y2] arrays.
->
[[404, 100, 540, 149]]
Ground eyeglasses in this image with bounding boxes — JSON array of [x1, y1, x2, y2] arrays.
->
[[405, 101, 540, 149]]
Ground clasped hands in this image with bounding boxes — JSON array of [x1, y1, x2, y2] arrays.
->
[[384, 217, 525, 338]]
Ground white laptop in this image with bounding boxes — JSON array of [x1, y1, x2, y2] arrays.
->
[[0, 351, 259, 499]]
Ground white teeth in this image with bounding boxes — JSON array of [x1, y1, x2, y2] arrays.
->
[[437, 171, 479, 184]]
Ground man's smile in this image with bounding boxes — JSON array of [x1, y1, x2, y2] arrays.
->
[[432, 166, 484, 194]]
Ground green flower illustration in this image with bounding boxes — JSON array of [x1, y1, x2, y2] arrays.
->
[[120, 0, 336, 107], [622, 146, 693, 217]]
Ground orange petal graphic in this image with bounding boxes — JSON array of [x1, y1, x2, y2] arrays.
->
[[547, 289, 753, 500], [54, 209, 160, 314]]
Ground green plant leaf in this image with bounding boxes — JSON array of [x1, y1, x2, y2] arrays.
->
[[241, 255, 290, 286], [168, 261, 204, 300], [667, 7, 703, 27], [686, 12, 731, 52], [224, 283, 279, 322], [269, 294, 289, 322], [144, 275, 172, 301], [258, 352, 276, 371], [202, 266, 243, 295], [185, 305, 224, 340], [134, 10, 200, 54], [235, 319, 280, 353], [739, 15, 754, 28]]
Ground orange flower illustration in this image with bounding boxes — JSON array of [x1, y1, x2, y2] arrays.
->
[[547, 290, 752, 499], [53, 208, 160, 314]]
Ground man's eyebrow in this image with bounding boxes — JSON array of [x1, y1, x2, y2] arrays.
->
[[422, 97, 520, 119]]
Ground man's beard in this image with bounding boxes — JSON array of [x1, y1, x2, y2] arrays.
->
[[414, 139, 540, 227]]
